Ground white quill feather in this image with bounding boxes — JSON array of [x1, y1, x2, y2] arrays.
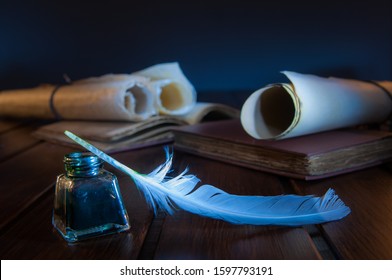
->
[[64, 131, 350, 226]]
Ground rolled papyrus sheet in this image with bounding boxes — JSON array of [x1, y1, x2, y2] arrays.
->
[[241, 71, 392, 140], [0, 62, 196, 121], [133, 62, 197, 115]]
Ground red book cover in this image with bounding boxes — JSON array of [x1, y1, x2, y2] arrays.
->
[[173, 120, 392, 180]]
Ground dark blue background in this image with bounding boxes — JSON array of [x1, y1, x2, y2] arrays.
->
[[1, 0, 391, 93]]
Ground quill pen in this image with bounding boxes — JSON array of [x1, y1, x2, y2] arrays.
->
[[64, 130, 350, 226]]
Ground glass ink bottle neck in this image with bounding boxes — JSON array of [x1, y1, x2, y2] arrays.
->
[[64, 152, 103, 177]]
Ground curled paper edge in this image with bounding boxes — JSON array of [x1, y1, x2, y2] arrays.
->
[[241, 71, 392, 140], [62, 77, 157, 121], [74, 74, 157, 120], [133, 62, 197, 116]]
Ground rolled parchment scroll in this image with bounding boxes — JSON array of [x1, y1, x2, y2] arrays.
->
[[241, 71, 392, 140], [133, 62, 196, 115], [0, 62, 196, 121]]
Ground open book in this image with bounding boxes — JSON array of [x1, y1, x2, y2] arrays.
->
[[33, 102, 239, 152], [172, 119, 392, 180]]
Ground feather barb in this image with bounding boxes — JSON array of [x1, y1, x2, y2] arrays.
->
[[64, 130, 350, 226]]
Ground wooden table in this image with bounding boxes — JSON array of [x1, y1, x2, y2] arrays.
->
[[1, 118, 392, 260]]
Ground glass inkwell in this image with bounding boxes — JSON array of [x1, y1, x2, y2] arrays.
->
[[52, 151, 130, 242]]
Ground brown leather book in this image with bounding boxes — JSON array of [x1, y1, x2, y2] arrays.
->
[[172, 119, 392, 180]]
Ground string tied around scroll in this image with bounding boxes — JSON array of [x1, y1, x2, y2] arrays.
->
[[49, 74, 72, 120]]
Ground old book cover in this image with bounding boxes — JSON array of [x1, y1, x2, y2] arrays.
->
[[172, 119, 392, 180]]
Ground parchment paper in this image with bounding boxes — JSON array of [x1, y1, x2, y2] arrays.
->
[[0, 62, 196, 121], [241, 71, 392, 140]]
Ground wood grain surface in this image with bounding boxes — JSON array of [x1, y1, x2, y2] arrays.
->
[[1, 119, 391, 260], [291, 166, 392, 259]]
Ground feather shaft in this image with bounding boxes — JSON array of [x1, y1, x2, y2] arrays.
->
[[64, 130, 350, 226]]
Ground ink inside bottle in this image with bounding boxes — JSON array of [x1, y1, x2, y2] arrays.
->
[[52, 151, 130, 242]]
